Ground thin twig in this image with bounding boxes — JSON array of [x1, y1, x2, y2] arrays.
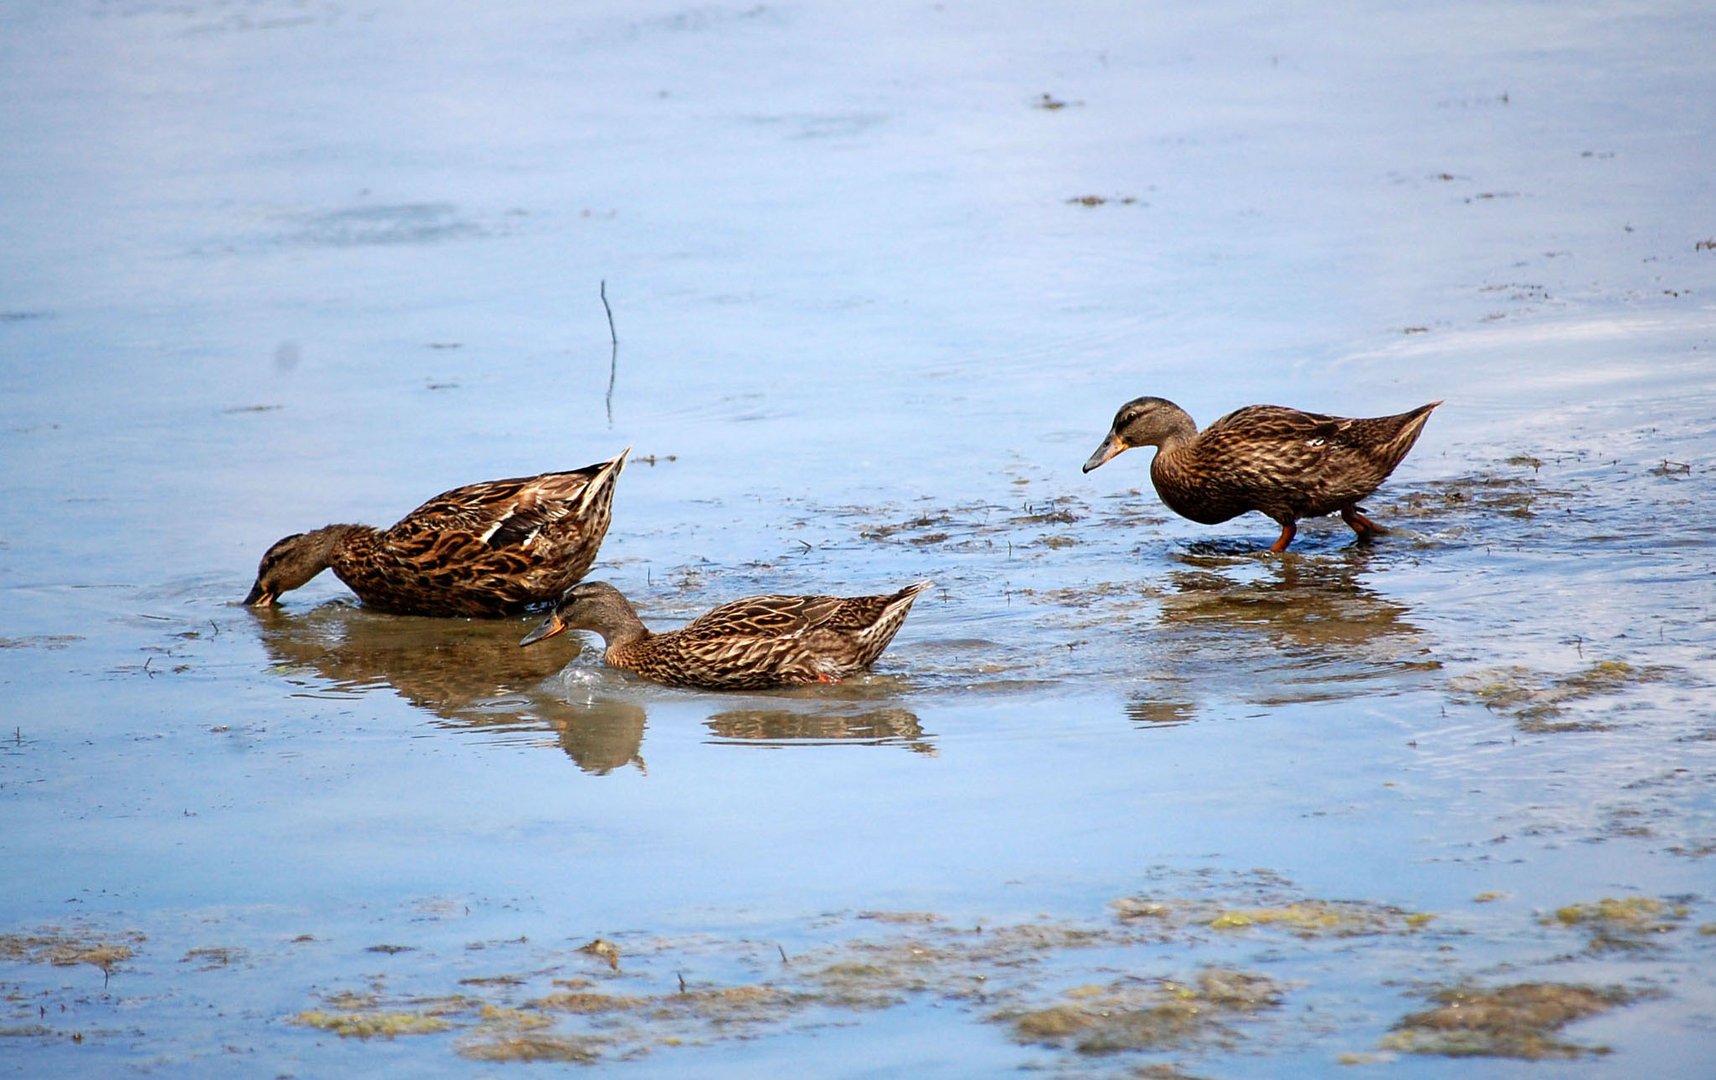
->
[[601, 280, 618, 426], [600, 279, 617, 345]]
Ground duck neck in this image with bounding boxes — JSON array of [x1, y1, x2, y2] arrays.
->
[[314, 524, 377, 570], [587, 595, 654, 654], [1151, 405, 1200, 455]]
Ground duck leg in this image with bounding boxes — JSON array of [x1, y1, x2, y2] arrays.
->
[[1268, 521, 1297, 553], [1341, 506, 1385, 541]]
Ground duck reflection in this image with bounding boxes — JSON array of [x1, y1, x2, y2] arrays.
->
[[250, 603, 645, 774], [548, 699, 648, 775], [704, 706, 933, 754], [1133, 547, 1435, 714], [1124, 698, 1197, 728]]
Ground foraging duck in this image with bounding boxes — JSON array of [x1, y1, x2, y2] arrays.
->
[[243, 450, 628, 616], [520, 580, 932, 690], [1083, 397, 1439, 552]]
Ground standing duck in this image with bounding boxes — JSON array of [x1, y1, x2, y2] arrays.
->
[[243, 450, 628, 616], [520, 580, 932, 690], [1083, 397, 1439, 552]]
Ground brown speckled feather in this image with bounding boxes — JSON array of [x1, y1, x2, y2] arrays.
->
[[522, 580, 932, 691], [244, 451, 627, 617]]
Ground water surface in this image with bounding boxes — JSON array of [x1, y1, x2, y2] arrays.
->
[[3, 1, 1714, 1076]]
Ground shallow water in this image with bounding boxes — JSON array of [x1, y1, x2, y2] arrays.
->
[[4, 1, 1715, 1076]]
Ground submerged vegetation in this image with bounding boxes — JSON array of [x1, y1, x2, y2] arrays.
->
[[1546, 896, 1691, 951], [293, 1008, 456, 1039], [7, 869, 1674, 1072], [1448, 660, 1670, 732], [0, 928, 142, 974], [999, 968, 1284, 1054], [1383, 982, 1637, 1059]]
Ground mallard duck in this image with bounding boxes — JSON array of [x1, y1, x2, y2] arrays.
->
[[243, 450, 628, 616], [520, 579, 932, 690], [1083, 397, 1439, 552]]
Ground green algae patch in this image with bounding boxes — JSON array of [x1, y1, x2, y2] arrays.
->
[[457, 1031, 602, 1063], [801, 941, 953, 1009], [0, 928, 143, 973], [1382, 982, 1635, 1059], [660, 984, 801, 1025], [292, 1009, 454, 1038], [291, 990, 480, 1039], [1448, 661, 1669, 731], [475, 1005, 554, 1030], [528, 990, 649, 1014], [1544, 896, 1689, 950], [1207, 903, 1435, 936], [998, 969, 1283, 1054], [1110, 875, 1443, 948]]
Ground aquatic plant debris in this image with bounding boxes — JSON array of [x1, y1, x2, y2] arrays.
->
[[1382, 982, 1637, 1059], [0, 929, 142, 973], [1447, 660, 1670, 731], [293, 1009, 454, 1038], [578, 937, 621, 971], [457, 1031, 602, 1062], [1544, 896, 1690, 951], [1379, 469, 1555, 521], [998, 968, 1284, 1054], [1112, 895, 1431, 939], [254, 880, 1463, 1070], [1206, 901, 1433, 937]]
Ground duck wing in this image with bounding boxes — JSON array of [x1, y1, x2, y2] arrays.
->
[[1196, 404, 1432, 516], [387, 471, 580, 548]]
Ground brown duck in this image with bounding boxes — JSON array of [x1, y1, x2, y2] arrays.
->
[[243, 450, 628, 616], [520, 580, 932, 690], [1083, 397, 1439, 552]]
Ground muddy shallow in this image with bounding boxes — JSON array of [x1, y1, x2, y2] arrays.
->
[[3, 1, 1715, 1076]]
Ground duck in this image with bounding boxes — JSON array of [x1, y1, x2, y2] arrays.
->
[[519, 579, 932, 690], [1083, 397, 1439, 552], [243, 450, 628, 616]]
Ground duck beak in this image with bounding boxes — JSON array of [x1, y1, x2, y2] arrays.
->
[[519, 610, 569, 647], [243, 583, 275, 606], [1082, 432, 1129, 473]]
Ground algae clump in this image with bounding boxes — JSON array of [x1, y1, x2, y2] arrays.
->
[[1383, 982, 1634, 1059], [292, 1010, 454, 1038], [1206, 900, 1425, 938], [1545, 896, 1688, 950], [1000, 968, 1282, 1054], [458, 1032, 602, 1063]]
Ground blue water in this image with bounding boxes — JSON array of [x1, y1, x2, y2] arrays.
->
[[3, 1, 1715, 1076]]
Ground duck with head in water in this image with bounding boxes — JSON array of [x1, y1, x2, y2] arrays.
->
[[520, 579, 932, 691], [243, 450, 628, 616]]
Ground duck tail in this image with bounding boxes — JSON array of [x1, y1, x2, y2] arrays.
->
[[1378, 402, 1440, 467], [576, 448, 629, 514]]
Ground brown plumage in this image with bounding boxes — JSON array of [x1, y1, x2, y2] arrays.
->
[[243, 450, 628, 616], [519, 580, 933, 690], [1083, 397, 1439, 552]]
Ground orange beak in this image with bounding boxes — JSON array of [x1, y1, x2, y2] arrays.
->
[[519, 610, 569, 647]]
